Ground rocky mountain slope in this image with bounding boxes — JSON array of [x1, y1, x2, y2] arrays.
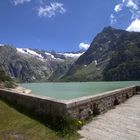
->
[[0, 45, 83, 82], [62, 27, 140, 81]]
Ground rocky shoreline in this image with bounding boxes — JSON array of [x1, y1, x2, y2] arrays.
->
[[9, 86, 32, 94], [0, 84, 31, 94]]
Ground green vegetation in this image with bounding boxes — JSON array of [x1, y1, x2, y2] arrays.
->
[[0, 99, 80, 140], [0, 67, 11, 82], [0, 66, 15, 88], [62, 62, 102, 82]]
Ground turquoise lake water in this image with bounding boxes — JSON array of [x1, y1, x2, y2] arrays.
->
[[20, 81, 140, 100]]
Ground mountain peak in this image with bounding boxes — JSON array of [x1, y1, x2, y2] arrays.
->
[[102, 26, 120, 33], [102, 26, 127, 34], [103, 26, 113, 31]]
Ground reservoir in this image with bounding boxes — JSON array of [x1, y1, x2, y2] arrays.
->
[[20, 81, 140, 100]]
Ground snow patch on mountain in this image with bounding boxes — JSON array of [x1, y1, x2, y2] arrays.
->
[[16, 48, 84, 60], [17, 48, 43, 59], [59, 52, 84, 58], [45, 52, 55, 59]]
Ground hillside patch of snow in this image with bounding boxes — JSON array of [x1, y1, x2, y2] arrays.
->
[[59, 52, 84, 58], [16, 48, 43, 59], [45, 52, 55, 59]]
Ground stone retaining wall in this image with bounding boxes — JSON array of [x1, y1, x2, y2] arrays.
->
[[136, 86, 140, 93], [0, 86, 139, 121], [66, 86, 138, 120], [0, 89, 67, 118]]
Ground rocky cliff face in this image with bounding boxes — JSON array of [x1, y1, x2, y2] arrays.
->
[[0, 45, 83, 82], [62, 27, 140, 81]]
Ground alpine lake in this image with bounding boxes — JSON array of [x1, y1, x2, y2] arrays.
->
[[20, 81, 140, 100]]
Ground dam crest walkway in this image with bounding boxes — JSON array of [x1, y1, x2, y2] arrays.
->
[[78, 94, 140, 140]]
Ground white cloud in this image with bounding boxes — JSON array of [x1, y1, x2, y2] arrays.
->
[[13, 0, 31, 5], [38, 2, 66, 18], [110, 14, 117, 24], [0, 44, 4, 46], [126, 18, 140, 32], [111, 0, 140, 31], [114, 4, 123, 12], [113, 0, 139, 13], [126, 0, 138, 10], [79, 42, 90, 50]]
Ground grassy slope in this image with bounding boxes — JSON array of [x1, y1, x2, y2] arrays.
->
[[62, 62, 102, 81], [0, 99, 78, 140]]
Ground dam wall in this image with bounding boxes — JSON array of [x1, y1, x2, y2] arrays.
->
[[0, 89, 67, 118], [0, 86, 139, 120], [66, 86, 138, 120]]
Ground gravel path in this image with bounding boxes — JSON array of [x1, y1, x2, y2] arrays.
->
[[78, 94, 140, 140]]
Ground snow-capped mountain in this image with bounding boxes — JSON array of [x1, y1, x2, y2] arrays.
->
[[0, 45, 84, 82], [16, 48, 44, 59], [16, 48, 84, 60]]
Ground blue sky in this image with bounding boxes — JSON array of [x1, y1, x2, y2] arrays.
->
[[0, 0, 140, 52]]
